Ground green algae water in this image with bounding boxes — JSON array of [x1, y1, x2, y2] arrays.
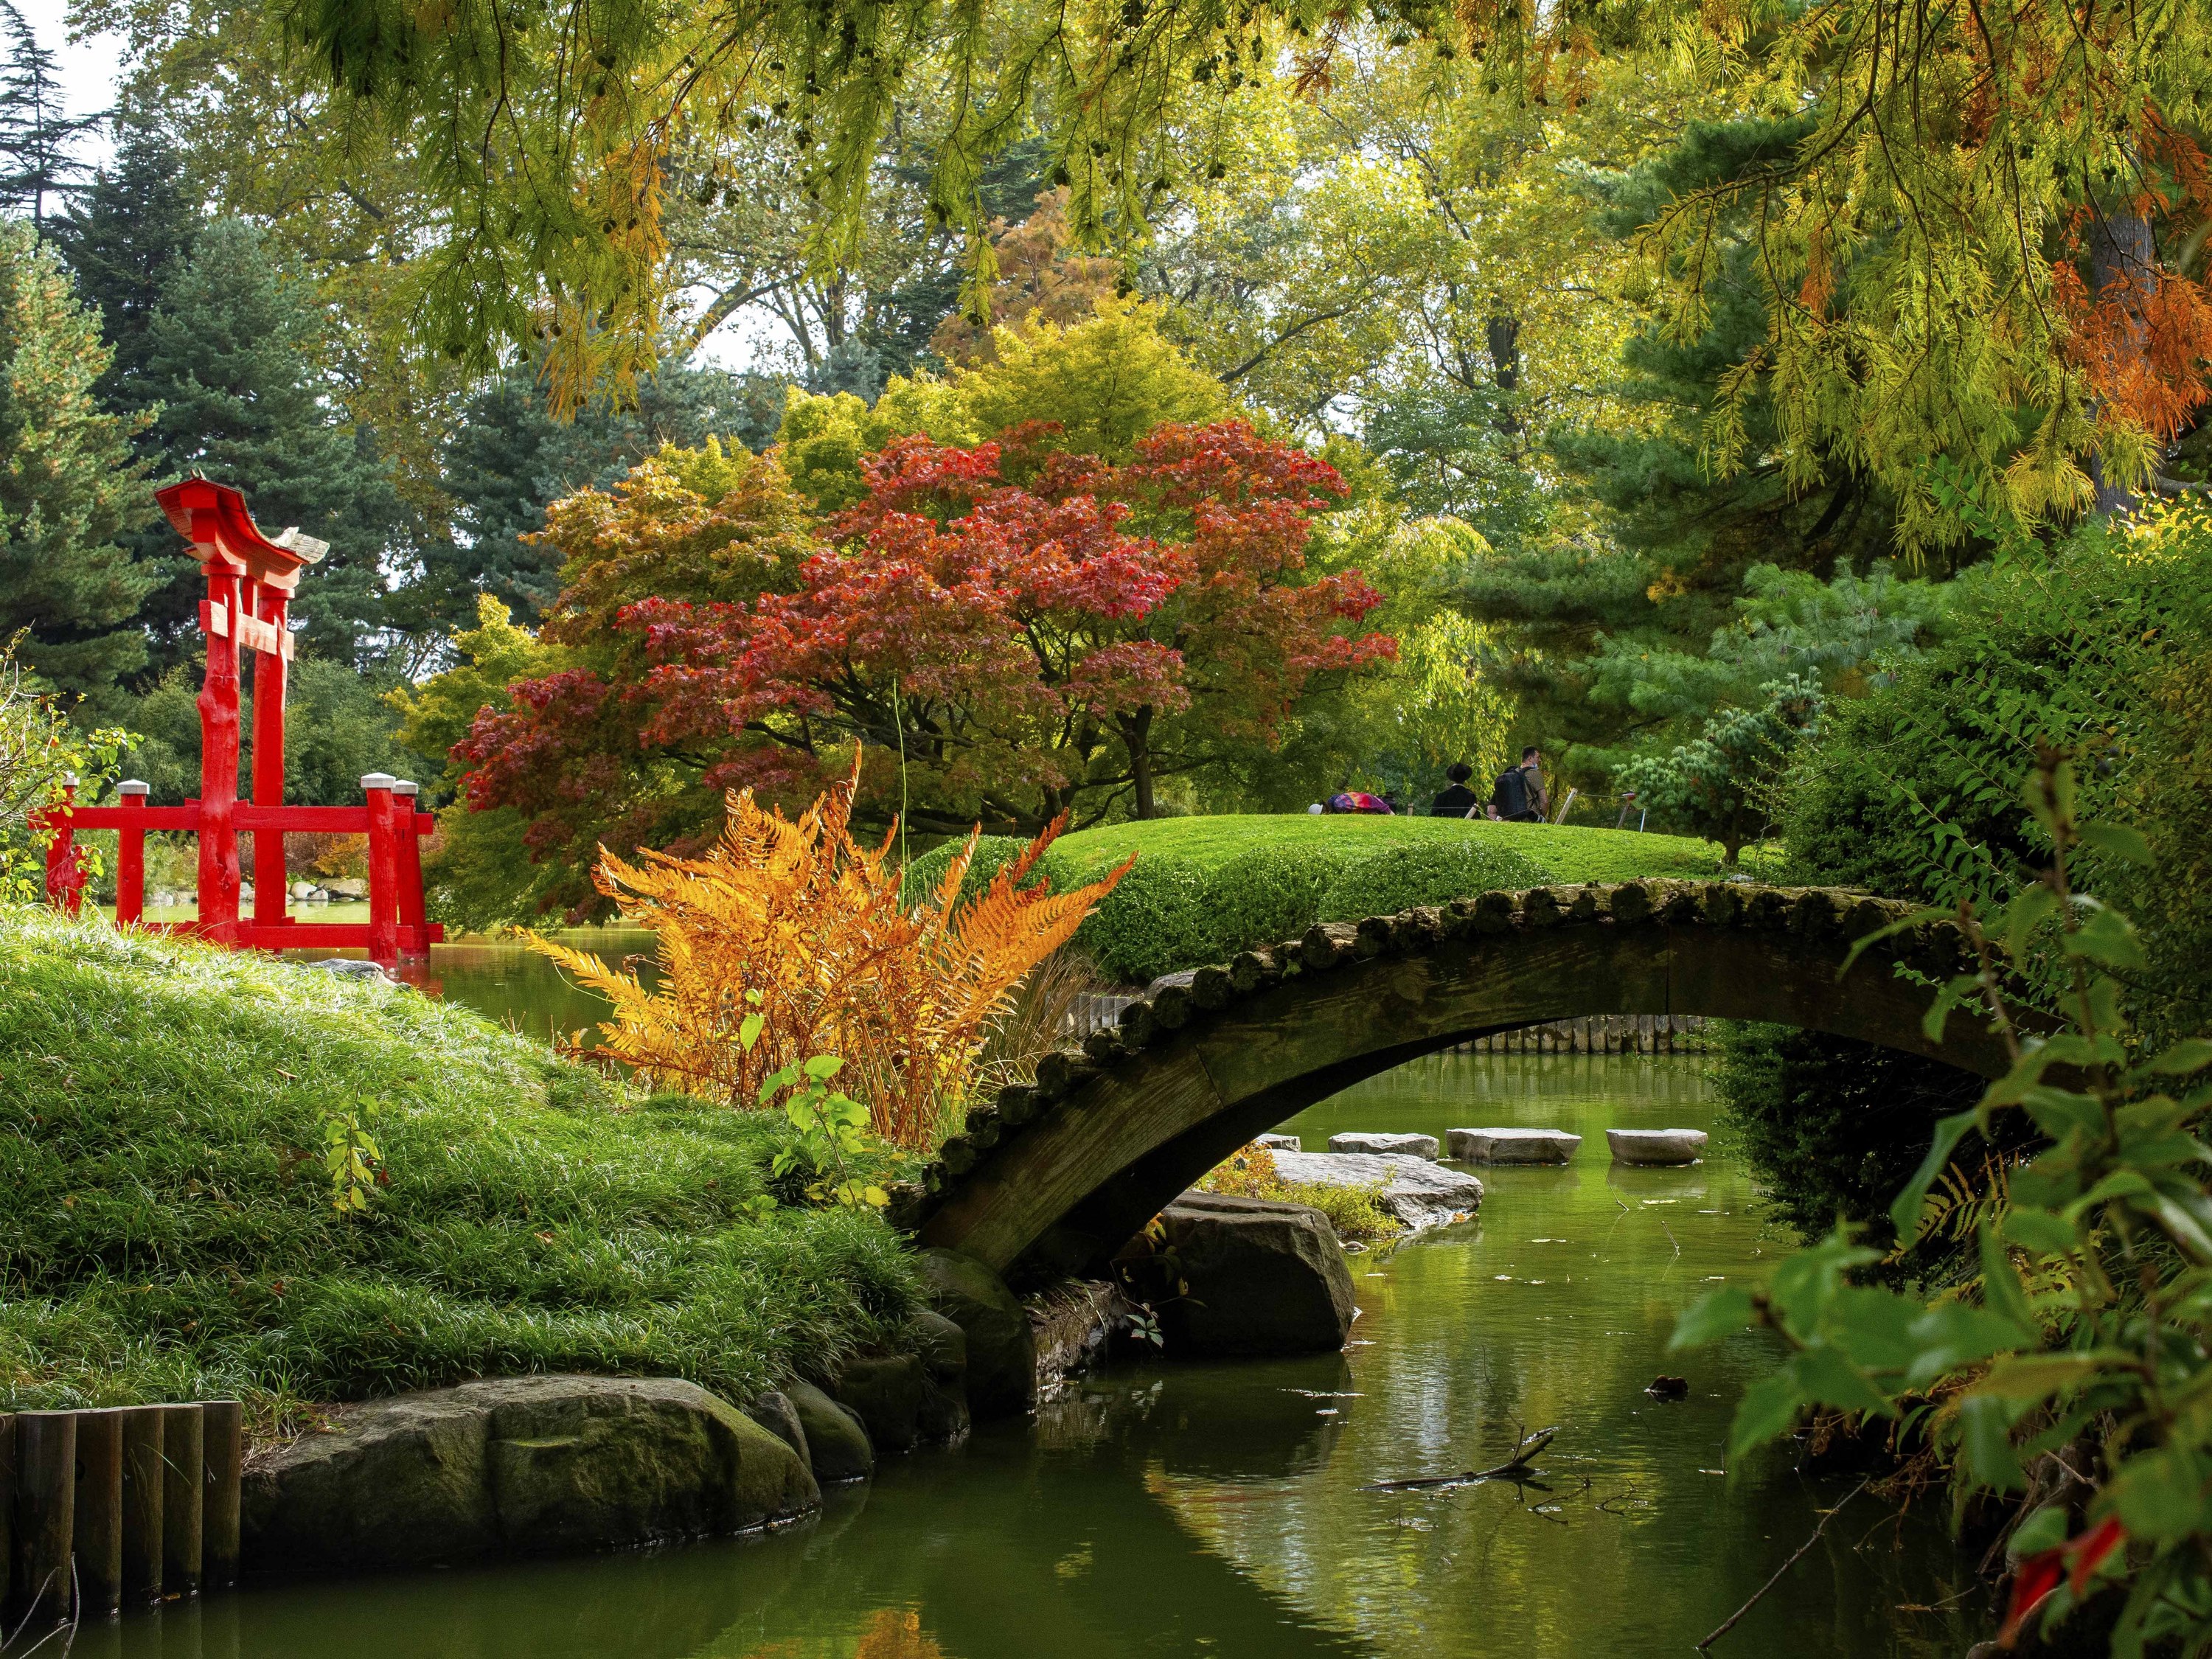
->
[[76, 944, 1989, 1658]]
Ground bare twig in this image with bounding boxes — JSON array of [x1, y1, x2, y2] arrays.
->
[[1363, 1425, 1559, 1492], [1697, 1478, 1870, 1649]]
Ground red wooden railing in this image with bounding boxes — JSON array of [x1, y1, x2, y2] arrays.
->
[[41, 773, 442, 964]]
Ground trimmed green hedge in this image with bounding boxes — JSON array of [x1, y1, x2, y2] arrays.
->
[[907, 814, 1739, 984], [0, 908, 920, 1416]]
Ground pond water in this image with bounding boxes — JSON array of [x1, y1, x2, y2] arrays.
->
[[78, 939, 1988, 1657]]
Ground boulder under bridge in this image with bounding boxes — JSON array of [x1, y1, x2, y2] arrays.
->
[[888, 880, 2010, 1283]]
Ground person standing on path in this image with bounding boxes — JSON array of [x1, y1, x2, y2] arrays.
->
[[1489, 748, 1549, 822]]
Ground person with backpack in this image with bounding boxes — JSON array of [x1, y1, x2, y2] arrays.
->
[[1489, 747, 1549, 822]]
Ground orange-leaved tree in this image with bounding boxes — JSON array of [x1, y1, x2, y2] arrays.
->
[[533, 758, 1130, 1147]]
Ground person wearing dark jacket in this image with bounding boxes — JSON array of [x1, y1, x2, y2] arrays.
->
[[1429, 762, 1482, 818], [1490, 748, 1548, 822]]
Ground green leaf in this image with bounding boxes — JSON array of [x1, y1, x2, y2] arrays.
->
[[2143, 1040, 2212, 1077], [1980, 1225, 2036, 1329], [1902, 1303, 2034, 1386], [2105, 1450, 2209, 1544], [2008, 1503, 2070, 1557], [804, 1054, 846, 1079], [2074, 822, 2154, 868], [1889, 1110, 1980, 1241], [1671, 1286, 1756, 1349], [1955, 1394, 2025, 1491], [1728, 1371, 1806, 1458], [1790, 1344, 1896, 1418], [1974, 1352, 2107, 1402], [737, 1012, 765, 1051]]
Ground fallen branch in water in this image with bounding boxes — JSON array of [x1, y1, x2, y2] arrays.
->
[[1363, 1426, 1559, 1492], [1697, 1478, 1869, 1649]]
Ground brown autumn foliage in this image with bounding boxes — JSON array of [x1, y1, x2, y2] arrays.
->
[[533, 757, 1130, 1147]]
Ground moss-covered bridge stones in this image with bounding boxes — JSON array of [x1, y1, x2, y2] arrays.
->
[[890, 880, 2011, 1283]]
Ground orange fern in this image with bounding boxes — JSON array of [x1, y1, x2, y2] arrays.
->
[[533, 756, 1130, 1147]]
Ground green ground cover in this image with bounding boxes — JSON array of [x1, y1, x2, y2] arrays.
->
[[911, 814, 1758, 984], [0, 908, 919, 1419]]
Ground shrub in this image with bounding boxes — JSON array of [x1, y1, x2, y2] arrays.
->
[[0, 907, 922, 1417], [539, 764, 1127, 1147], [1194, 1142, 1399, 1244]]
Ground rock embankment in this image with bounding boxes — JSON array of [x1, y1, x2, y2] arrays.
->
[[243, 1377, 817, 1574]]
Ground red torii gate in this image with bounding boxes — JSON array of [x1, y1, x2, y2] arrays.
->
[[41, 480, 439, 967]]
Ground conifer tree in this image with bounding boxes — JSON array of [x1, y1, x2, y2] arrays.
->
[[51, 118, 199, 400], [133, 216, 417, 667], [0, 2, 99, 234], [0, 221, 155, 714]]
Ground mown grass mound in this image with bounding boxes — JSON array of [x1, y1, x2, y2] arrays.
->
[[0, 908, 919, 1417], [908, 815, 1743, 984]]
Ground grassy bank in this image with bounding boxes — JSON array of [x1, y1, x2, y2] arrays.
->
[[911, 814, 1753, 984], [0, 908, 919, 1419]]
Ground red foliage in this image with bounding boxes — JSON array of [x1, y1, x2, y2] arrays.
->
[[2054, 259, 2212, 442], [458, 421, 1395, 857], [1997, 1517, 2126, 1649]]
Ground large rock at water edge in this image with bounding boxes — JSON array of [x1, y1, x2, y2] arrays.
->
[[742, 1390, 809, 1463], [1271, 1150, 1484, 1231], [1607, 1128, 1708, 1166], [786, 1380, 874, 1484], [242, 1375, 817, 1573], [1447, 1127, 1582, 1165], [919, 1247, 1036, 1419], [1326, 1132, 1439, 1159], [1149, 1192, 1356, 1356]]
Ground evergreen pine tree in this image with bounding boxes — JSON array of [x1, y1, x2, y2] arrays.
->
[[0, 3, 100, 234], [0, 221, 156, 714], [50, 117, 199, 400], [437, 358, 776, 622], [133, 216, 417, 667]]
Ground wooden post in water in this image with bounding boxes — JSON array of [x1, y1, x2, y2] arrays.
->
[[0, 1412, 14, 1612], [74, 1407, 125, 1616], [12, 1411, 76, 1623], [201, 1401, 242, 1589], [161, 1403, 204, 1595], [119, 1405, 163, 1602]]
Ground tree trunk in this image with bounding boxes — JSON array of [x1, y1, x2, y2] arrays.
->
[[2087, 206, 2158, 517], [1121, 707, 1158, 818], [1486, 312, 1522, 442]]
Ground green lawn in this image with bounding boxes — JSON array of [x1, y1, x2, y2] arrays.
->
[[0, 907, 919, 1420], [911, 813, 1767, 985], [1047, 813, 1742, 886]]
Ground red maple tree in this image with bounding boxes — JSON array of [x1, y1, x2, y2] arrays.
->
[[459, 419, 1394, 866]]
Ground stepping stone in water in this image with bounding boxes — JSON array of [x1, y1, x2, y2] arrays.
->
[[1256, 1133, 1302, 1152], [1326, 1132, 1439, 1159], [1446, 1127, 1582, 1165], [1605, 1128, 1708, 1166], [1271, 1151, 1483, 1231]]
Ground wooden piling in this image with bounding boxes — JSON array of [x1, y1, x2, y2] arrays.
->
[[119, 1404, 163, 1603], [74, 1407, 125, 1616], [12, 1410, 76, 1624], [161, 1402, 203, 1595], [0, 1411, 14, 1612], [201, 1401, 242, 1590]]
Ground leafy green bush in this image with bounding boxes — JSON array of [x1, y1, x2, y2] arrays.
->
[[1780, 512, 2212, 1041], [0, 908, 920, 1418], [904, 814, 1743, 984]]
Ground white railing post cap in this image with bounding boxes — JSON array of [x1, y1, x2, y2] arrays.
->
[[361, 772, 397, 792], [392, 779, 420, 797], [118, 779, 150, 796]]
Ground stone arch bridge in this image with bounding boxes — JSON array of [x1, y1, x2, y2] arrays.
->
[[890, 880, 2008, 1283]]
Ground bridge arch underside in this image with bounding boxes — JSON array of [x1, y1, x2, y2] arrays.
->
[[908, 886, 2008, 1284]]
